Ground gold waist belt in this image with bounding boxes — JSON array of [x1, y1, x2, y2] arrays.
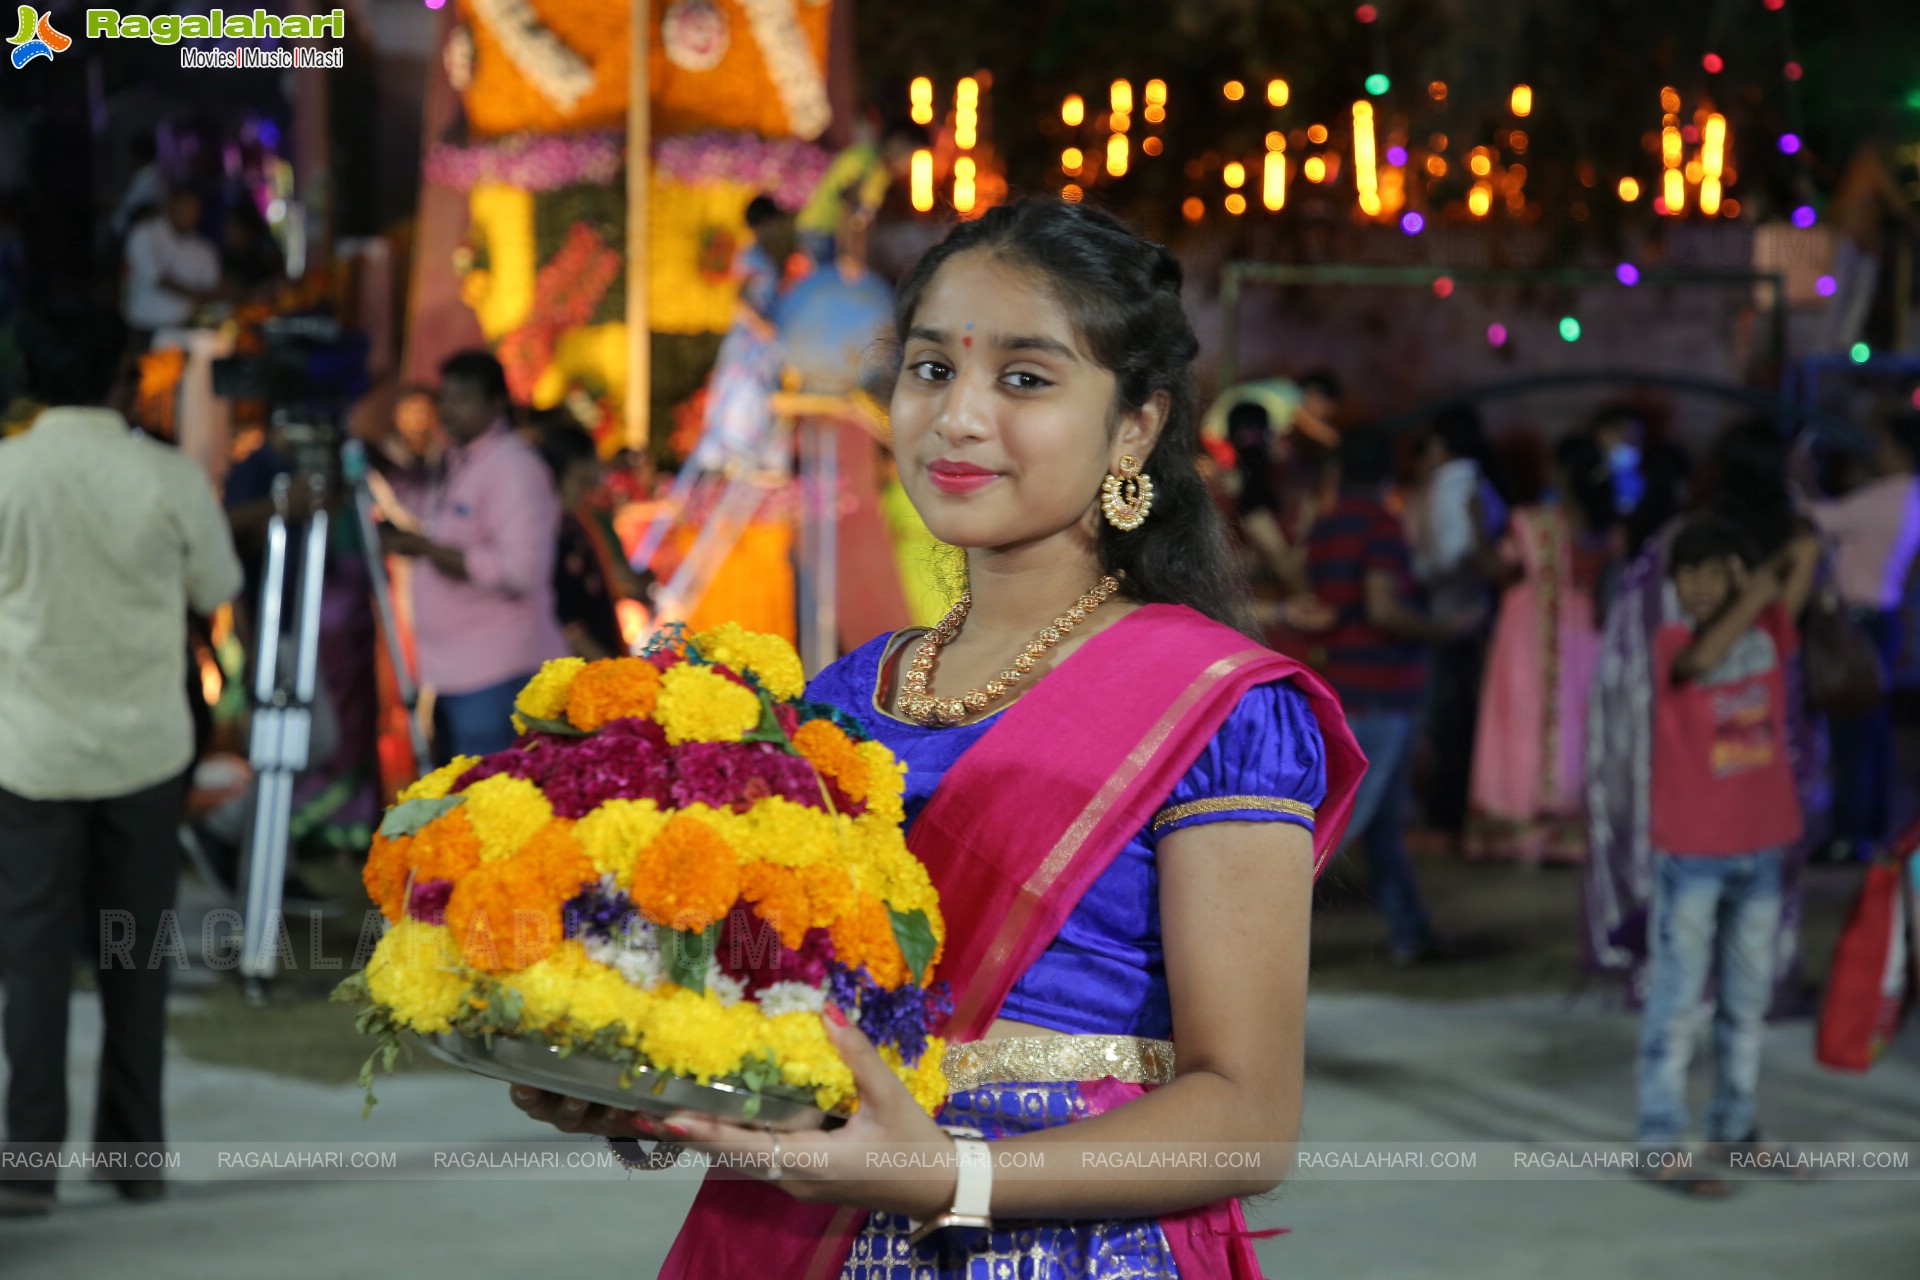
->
[[941, 1035, 1177, 1093]]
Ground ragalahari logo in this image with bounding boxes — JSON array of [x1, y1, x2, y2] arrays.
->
[[9, 6, 70, 66]]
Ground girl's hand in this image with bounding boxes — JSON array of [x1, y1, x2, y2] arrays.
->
[[507, 1085, 649, 1138], [660, 1011, 956, 1219]]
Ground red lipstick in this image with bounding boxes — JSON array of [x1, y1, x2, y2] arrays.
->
[[927, 459, 1001, 494]]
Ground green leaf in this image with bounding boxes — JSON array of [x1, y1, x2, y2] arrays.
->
[[888, 907, 937, 986], [740, 1093, 763, 1122], [741, 690, 796, 752], [378, 795, 466, 838], [515, 712, 587, 738], [666, 922, 721, 993]]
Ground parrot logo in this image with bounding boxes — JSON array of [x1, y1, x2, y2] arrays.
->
[[9, 7, 71, 67]]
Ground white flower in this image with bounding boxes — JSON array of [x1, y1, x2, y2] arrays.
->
[[705, 958, 747, 1007], [584, 931, 666, 991], [468, 0, 595, 113], [753, 981, 826, 1017], [737, 0, 831, 140]]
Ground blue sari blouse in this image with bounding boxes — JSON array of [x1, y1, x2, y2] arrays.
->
[[805, 631, 1327, 1040]]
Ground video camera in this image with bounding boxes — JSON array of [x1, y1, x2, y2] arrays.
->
[[211, 314, 372, 481]]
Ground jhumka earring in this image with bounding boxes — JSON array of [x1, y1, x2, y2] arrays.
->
[[1100, 455, 1155, 530]]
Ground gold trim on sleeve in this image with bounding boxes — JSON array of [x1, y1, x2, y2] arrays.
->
[[941, 1035, 1177, 1092], [1150, 795, 1317, 832]]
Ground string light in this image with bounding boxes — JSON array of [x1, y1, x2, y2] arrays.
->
[[1508, 130, 1528, 153], [1142, 137, 1163, 156], [1618, 176, 1641, 201], [1263, 150, 1286, 210], [1224, 161, 1247, 188], [1616, 263, 1640, 286], [1225, 193, 1248, 215], [1182, 196, 1204, 222], [1112, 112, 1130, 133], [1062, 183, 1083, 203], [1386, 145, 1408, 166], [1267, 79, 1290, 108], [910, 149, 934, 212], [1355, 4, 1377, 22], [1510, 85, 1533, 116], [1107, 133, 1129, 177], [1815, 275, 1837, 297], [1432, 277, 1454, 299], [1062, 95, 1085, 127], [1559, 317, 1582, 342], [1145, 79, 1168, 105], [1303, 155, 1328, 183], [1784, 61, 1802, 81], [1400, 211, 1424, 235], [1487, 323, 1508, 346], [1429, 81, 1447, 101], [1426, 156, 1448, 177], [1702, 52, 1723, 74], [1307, 123, 1329, 144], [1664, 168, 1685, 214], [1850, 342, 1870, 364], [1700, 112, 1727, 216], [1266, 131, 1286, 151], [955, 77, 979, 150], [1110, 80, 1133, 114], [1061, 147, 1083, 173], [1224, 80, 1245, 101], [1779, 133, 1801, 154], [953, 157, 977, 213], [909, 77, 934, 126], [1660, 86, 1680, 114], [1469, 149, 1492, 177], [1352, 100, 1379, 216], [1468, 181, 1492, 216], [1431, 133, 1448, 151], [1365, 73, 1390, 96], [1792, 205, 1816, 228]]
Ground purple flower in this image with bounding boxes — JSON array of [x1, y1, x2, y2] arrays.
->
[[824, 963, 951, 1065], [407, 878, 454, 925], [564, 881, 640, 943], [536, 719, 673, 818]]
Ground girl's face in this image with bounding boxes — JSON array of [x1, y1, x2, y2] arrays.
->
[[889, 250, 1163, 552]]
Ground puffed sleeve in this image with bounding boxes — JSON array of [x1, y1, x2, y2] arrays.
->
[[1148, 679, 1327, 844]]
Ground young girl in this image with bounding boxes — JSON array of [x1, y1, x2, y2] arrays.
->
[[514, 199, 1365, 1276]]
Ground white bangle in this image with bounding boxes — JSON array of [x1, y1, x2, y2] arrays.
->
[[906, 1127, 993, 1244]]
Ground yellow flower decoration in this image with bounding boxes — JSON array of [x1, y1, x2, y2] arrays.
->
[[702, 796, 846, 871], [504, 941, 654, 1042], [457, 775, 555, 864], [693, 623, 807, 701], [564, 657, 663, 731], [759, 1012, 857, 1108], [883, 1038, 952, 1116], [513, 657, 587, 728], [399, 756, 481, 803], [854, 741, 907, 821], [365, 920, 470, 1034], [654, 663, 762, 745], [574, 798, 670, 886], [630, 816, 741, 931], [636, 986, 764, 1083]]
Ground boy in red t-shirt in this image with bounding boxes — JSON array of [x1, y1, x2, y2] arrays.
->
[[1636, 518, 1817, 1192]]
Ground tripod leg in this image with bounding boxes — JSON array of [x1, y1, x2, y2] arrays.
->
[[348, 475, 431, 775]]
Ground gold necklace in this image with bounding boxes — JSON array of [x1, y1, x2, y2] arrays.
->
[[899, 576, 1121, 727]]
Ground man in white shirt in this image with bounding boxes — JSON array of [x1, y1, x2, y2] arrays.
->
[[0, 296, 242, 1216], [1802, 413, 1920, 860], [121, 189, 222, 337]]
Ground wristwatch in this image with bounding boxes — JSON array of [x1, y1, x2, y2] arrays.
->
[[906, 1126, 993, 1244]]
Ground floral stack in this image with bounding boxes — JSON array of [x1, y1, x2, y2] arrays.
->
[[334, 624, 949, 1121]]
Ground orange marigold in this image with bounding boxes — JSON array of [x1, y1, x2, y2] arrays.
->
[[521, 819, 597, 903], [629, 816, 742, 931], [796, 862, 856, 929], [791, 719, 870, 802], [739, 862, 810, 950], [444, 856, 566, 972], [363, 833, 412, 923], [564, 657, 661, 731], [830, 894, 908, 988], [407, 809, 483, 884]]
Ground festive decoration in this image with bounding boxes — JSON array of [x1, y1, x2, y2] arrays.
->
[[337, 628, 949, 1118], [653, 132, 834, 211], [496, 223, 624, 402], [426, 133, 624, 192], [662, 0, 730, 72]]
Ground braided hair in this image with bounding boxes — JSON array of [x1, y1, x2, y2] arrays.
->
[[891, 199, 1254, 635]]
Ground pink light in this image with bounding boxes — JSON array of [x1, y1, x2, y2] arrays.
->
[[1784, 61, 1803, 81], [1911, 386, 1920, 410], [1702, 52, 1724, 74], [425, 0, 447, 8], [1652, 196, 1670, 216], [1355, 4, 1378, 23], [1487, 323, 1507, 347], [1815, 275, 1837, 297], [1386, 145, 1408, 167], [1778, 133, 1801, 154], [1763, 0, 1784, 10], [1432, 276, 1454, 299]]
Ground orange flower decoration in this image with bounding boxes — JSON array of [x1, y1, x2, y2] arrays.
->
[[408, 809, 484, 883], [564, 657, 662, 731], [521, 820, 597, 903], [363, 833, 412, 923], [629, 816, 741, 931], [791, 719, 870, 802], [830, 894, 908, 989], [444, 856, 565, 971], [739, 862, 809, 950], [796, 862, 855, 929]]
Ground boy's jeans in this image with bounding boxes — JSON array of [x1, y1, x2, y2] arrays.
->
[[1636, 848, 1784, 1146], [1342, 706, 1434, 957]]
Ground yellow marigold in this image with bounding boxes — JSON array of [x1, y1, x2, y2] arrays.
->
[[365, 920, 470, 1034], [444, 856, 567, 972], [848, 812, 941, 927], [457, 774, 555, 863], [573, 798, 669, 887], [882, 1037, 951, 1117], [363, 832, 413, 923], [758, 1011, 857, 1107], [739, 862, 810, 950], [399, 756, 481, 802], [513, 657, 587, 726], [791, 719, 868, 803], [710, 796, 846, 871], [797, 862, 856, 929], [830, 893, 908, 988], [653, 663, 762, 745], [503, 940, 654, 1042], [563, 657, 662, 731], [637, 986, 763, 1083], [854, 740, 907, 819], [408, 808, 483, 884], [693, 623, 807, 700], [629, 816, 742, 931], [521, 819, 597, 903]]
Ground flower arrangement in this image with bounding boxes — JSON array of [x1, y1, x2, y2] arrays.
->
[[334, 626, 950, 1122], [653, 132, 833, 212], [425, 133, 625, 194]]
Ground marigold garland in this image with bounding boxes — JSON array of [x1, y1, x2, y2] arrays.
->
[[340, 626, 949, 1118]]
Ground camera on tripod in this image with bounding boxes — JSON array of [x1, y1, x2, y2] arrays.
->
[[211, 314, 372, 481]]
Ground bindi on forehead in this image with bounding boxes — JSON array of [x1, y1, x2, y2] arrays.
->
[[963, 323, 973, 348]]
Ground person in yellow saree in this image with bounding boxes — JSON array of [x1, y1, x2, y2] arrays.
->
[[512, 200, 1365, 1277]]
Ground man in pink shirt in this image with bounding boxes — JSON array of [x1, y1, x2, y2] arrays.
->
[[380, 351, 568, 764]]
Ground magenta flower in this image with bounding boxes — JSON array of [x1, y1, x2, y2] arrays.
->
[[407, 878, 454, 925]]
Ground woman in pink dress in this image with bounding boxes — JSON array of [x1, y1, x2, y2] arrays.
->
[[1466, 432, 1620, 864]]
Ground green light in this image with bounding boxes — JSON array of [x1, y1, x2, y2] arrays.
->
[[1365, 74, 1390, 96], [1559, 316, 1581, 342], [1850, 341, 1871, 363], [1906, 88, 1920, 110]]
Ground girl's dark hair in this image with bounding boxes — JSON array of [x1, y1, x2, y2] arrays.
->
[[1702, 418, 1796, 561], [535, 418, 599, 486], [892, 198, 1253, 634], [1553, 432, 1618, 534]]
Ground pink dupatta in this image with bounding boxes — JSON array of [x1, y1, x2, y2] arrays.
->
[[659, 605, 1364, 1279]]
